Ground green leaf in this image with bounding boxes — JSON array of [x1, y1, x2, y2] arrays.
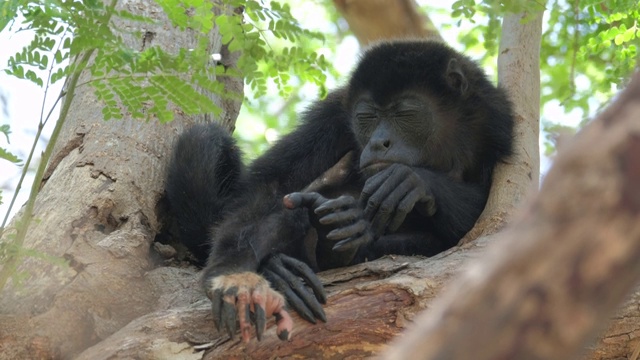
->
[[0, 0, 19, 32], [0, 124, 11, 142], [0, 147, 21, 164]]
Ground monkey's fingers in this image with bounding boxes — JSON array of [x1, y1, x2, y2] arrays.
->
[[251, 290, 267, 341], [360, 168, 392, 216], [371, 179, 413, 234], [280, 254, 327, 304], [283, 192, 328, 210], [314, 195, 357, 216], [208, 288, 224, 332], [333, 225, 372, 252], [362, 170, 403, 221], [264, 288, 293, 341], [326, 220, 367, 242], [268, 259, 327, 322], [263, 268, 318, 324], [415, 194, 437, 217], [274, 310, 293, 341], [387, 188, 425, 231], [207, 272, 277, 342], [318, 208, 360, 226], [236, 287, 253, 343], [221, 289, 238, 339]]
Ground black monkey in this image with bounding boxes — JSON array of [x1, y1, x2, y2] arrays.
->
[[165, 40, 514, 342]]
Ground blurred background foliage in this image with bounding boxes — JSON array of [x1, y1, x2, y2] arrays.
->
[[1, 0, 638, 163], [235, 0, 639, 160]]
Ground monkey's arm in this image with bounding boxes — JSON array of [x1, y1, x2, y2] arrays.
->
[[200, 90, 357, 342], [202, 198, 324, 341], [254, 152, 361, 323]]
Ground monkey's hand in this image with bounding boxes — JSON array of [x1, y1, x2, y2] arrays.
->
[[205, 272, 293, 342], [260, 253, 327, 324], [360, 163, 437, 236], [284, 192, 373, 253]]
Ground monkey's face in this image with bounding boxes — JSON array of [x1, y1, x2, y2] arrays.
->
[[351, 92, 437, 178]]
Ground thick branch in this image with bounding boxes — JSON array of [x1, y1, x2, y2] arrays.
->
[[332, 0, 442, 45]]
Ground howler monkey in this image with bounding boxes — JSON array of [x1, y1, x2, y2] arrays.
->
[[166, 40, 514, 342]]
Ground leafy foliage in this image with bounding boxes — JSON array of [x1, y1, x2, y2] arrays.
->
[[226, 0, 342, 159], [1, 0, 329, 122], [449, 0, 639, 155], [542, 0, 639, 116], [451, 0, 543, 55], [452, 0, 639, 115], [216, 1, 330, 98]]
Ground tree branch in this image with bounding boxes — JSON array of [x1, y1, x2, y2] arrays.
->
[[382, 71, 640, 360]]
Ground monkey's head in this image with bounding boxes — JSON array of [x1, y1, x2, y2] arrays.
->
[[346, 40, 514, 183]]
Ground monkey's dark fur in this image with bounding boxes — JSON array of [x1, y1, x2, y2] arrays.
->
[[166, 40, 514, 336]]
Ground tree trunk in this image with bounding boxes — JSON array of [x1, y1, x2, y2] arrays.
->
[[0, 0, 241, 358], [462, 10, 543, 242]]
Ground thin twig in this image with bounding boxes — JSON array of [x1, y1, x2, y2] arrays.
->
[[0, 26, 69, 233]]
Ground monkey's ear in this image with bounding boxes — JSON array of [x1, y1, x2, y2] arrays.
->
[[445, 58, 469, 97]]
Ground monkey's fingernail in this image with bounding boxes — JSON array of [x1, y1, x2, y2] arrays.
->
[[278, 329, 290, 341], [283, 196, 296, 209], [255, 305, 266, 340], [332, 239, 352, 251]]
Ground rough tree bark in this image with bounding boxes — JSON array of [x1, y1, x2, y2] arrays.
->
[[0, 0, 241, 358]]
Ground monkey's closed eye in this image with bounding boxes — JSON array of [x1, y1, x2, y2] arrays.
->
[[395, 110, 418, 118], [356, 113, 377, 120]]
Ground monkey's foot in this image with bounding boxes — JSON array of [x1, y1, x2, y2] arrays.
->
[[206, 272, 293, 342]]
